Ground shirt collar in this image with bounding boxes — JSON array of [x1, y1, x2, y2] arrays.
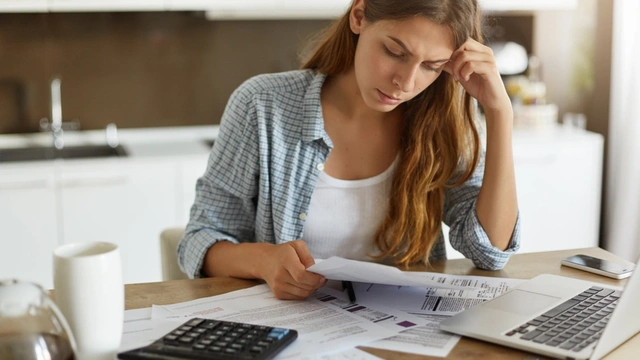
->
[[301, 71, 333, 147]]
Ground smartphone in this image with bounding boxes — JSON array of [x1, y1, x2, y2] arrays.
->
[[561, 254, 634, 279]]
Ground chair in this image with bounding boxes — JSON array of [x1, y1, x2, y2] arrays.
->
[[160, 227, 190, 280]]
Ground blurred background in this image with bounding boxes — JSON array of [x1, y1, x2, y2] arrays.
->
[[1, 0, 638, 287], [0, 1, 603, 134]]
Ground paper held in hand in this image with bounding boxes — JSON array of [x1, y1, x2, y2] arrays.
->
[[307, 256, 471, 289]]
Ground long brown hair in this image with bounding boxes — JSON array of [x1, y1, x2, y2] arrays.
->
[[303, 0, 483, 266]]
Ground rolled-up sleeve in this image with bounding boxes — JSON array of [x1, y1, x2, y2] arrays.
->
[[177, 83, 261, 278], [444, 152, 521, 270]]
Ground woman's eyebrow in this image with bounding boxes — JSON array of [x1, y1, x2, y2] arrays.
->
[[388, 36, 450, 64]]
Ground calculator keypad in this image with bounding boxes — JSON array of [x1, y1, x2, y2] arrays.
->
[[118, 317, 298, 360]]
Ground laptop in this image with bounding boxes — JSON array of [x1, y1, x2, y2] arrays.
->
[[440, 258, 640, 360]]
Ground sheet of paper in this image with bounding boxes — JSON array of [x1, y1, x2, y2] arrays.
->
[[119, 307, 179, 353], [365, 313, 459, 357], [308, 257, 469, 289], [352, 274, 525, 316], [150, 284, 399, 359], [300, 348, 384, 360], [315, 287, 460, 357], [314, 287, 429, 330]]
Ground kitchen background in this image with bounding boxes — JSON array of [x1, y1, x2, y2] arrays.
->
[[0, 2, 604, 135], [4, 0, 639, 288], [0, 14, 330, 133]]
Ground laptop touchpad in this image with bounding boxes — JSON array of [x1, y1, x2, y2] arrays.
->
[[484, 290, 560, 316]]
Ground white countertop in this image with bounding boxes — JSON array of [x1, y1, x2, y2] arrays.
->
[[0, 123, 602, 167], [0, 125, 219, 163]]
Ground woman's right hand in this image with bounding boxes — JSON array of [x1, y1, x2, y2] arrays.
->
[[258, 240, 327, 300]]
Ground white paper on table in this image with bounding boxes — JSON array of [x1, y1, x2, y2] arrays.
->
[[365, 313, 460, 357], [150, 284, 398, 359], [315, 287, 459, 357], [314, 287, 429, 330], [308, 257, 469, 289], [119, 307, 180, 353], [352, 274, 525, 316], [300, 347, 384, 360]]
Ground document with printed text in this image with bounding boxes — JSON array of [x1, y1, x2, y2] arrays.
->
[[308, 257, 470, 289], [315, 287, 460, 357], [351, 274, 525, 316], [150, 284, 399, 359]]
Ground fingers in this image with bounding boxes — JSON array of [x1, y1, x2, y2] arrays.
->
[[449, 51, 496, 82], [264, 240, 327, 300], [288, 240, 315, 268], [458, 59, 497, 83], [447, 39, 497, 82], [286, 240, 325, 285]]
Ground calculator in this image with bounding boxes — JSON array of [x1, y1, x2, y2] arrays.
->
[[117, 317, 298, 360]]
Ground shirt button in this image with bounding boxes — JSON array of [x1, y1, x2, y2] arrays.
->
[[299, 213, 307, 221], [316, 163, 324, 171]]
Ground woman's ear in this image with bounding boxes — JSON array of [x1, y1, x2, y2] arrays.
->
[[349, 0, 366, 35]]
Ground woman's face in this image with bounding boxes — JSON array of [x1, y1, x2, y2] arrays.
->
[[350, 7, 456, 112]]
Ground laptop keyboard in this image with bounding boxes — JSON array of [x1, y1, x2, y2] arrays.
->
[[505, 286, 621, 353]]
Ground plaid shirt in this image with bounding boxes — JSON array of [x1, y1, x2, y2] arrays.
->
[[178, 70, 520, 278]]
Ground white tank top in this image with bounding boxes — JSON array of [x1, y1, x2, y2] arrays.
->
[[303, 156, 398, 261]]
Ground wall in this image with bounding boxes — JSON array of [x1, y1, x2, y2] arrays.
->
[[0, 12, 330, 134]]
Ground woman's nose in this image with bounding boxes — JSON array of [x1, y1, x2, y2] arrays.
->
[[393, 65, 419, 92]]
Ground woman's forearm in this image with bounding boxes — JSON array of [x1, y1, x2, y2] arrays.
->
[[202, 241, 274, 279], [476, 108, 519, 250]]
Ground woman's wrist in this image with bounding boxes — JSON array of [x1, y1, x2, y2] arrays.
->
[[483, 104, 513, 136], [249, 242, 277, 279]]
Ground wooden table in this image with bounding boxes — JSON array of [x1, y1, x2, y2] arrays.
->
[[125, 247, 638, 359]]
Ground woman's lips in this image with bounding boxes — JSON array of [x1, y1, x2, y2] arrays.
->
[[377, 89, 401, 105]]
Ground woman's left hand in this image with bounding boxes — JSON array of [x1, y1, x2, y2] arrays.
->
[[443, 38, 511, 115]]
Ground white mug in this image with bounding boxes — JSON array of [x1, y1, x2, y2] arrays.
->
[[53, 241, 124, 360]]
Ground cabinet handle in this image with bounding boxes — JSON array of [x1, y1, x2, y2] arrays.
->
[[60, 176, 128, 188], [0, 179, 51, 190]]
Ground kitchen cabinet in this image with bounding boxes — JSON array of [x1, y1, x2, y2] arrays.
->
[[445, 128, 604, 259], [47, 0, 164, 11], [479, 0, 578, 12], [168, 0, 276, 12], [512, 129, 603, 253], [0, 0, 46, 12], [0, 127, 215, 288], [0, 157, 194, 287], [59, 160, 176, 284], [0, 0, 579, 16], [201, 0, 349, 20], [0, 165, 58, 289], [201, 0, 579, 20]]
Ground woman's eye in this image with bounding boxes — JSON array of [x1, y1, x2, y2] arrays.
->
[[423, 63, 441, 73], [384, 46, 403, 59]]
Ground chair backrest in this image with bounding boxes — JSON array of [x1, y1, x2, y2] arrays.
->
[[160, 227, 190, 281]]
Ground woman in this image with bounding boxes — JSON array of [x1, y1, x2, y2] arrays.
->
[[178, 0, 520, 300]]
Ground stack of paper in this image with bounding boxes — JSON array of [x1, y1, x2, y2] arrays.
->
[[120, 257, 524, 359]]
